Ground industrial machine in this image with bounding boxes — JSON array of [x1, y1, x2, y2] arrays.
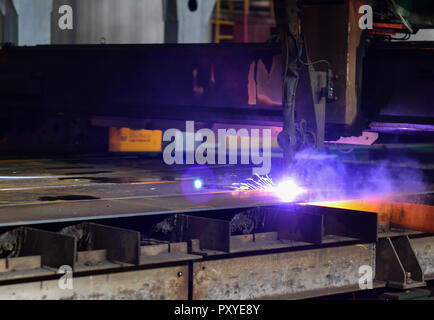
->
[[0, 0, 432, 300]]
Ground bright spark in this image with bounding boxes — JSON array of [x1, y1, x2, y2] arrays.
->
[[193, 178, 204, 189], [273, 179, 307, 202], [231, 174, 306, 202]]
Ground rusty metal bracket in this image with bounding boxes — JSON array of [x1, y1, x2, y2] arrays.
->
[[262, 207, 323, 244], [268, 204, 378, 244], [177, 215, 230, 252], [19, 227, 76, 269], [84, 223, 140, 265], [177, 204, 377, 253], [376, 235, 425, 289], [300, 205, 378, 243]]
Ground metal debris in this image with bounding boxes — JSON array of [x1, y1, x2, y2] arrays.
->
[[141, 215, 179, 244], [230, 207, 267, 235], [59, 223, 92, 251], [0, 229, 24, 258]]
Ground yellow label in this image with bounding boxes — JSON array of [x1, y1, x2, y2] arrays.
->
[[109, 127, 162, 152]]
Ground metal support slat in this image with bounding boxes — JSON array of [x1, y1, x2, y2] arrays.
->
[[301, 205, 378, 243], [19, 227, 76, 269], [178, 215, 231, 252], [85, 223, 140, 265], [376, 236, 425, 289], [264, 207, 323, 244]]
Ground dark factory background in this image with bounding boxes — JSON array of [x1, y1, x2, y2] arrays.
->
[[0, 0, 433, 301]]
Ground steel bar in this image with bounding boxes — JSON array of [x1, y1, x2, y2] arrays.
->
[[192, 243, 375, 299]]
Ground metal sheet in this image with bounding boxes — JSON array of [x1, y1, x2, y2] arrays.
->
[[0, 191, 284, 227]]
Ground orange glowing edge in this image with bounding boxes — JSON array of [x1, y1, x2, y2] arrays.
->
[[302, 198, 434, 233]]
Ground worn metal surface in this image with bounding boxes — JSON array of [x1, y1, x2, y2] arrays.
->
[[74, 249, 122, 272], [262, 281, 387, 300], [139, 242, 201, 266], [411, 236, 434, 280], [192, 243, 375, 299], [0, 265, 188, 300], [0, 255, 54, 282]]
